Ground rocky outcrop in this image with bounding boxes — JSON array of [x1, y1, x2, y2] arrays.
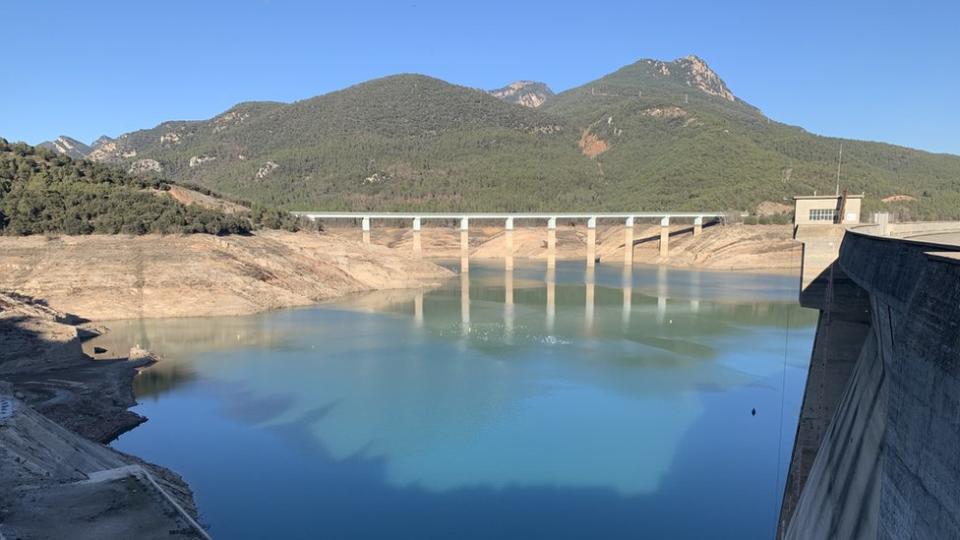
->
[[675, 55, 736, 101], [128, 158, 162, 174], [489, 81, 554, 108], [256, 160, 279, 180], [37, 136, 92, 160], [189, 155, 217, 167]]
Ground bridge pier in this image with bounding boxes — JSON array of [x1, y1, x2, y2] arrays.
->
[[504, 217, 514, 271], [412, 217, 422, 257], [361, 216, 371, 244], [460, 217, 470, 273], [547, 217, 557, 269], [586, 217, 597, 269], [624, 216, 635, 266], [693, 216, 703, 236], [660, 217, 670, 257]]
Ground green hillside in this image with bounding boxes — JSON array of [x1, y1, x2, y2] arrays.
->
[[543, 56, 960, 218], [81, 57, 960, 218], [0, 139, 270, 235]]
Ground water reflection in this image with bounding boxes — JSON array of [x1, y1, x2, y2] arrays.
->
[[103, 261, 818, 540], [585, 267, 595, 334], [460, 272, 470, 336], [622, 266, 632, 329], [546, 268, 556, 334], [504, 269, 514, 342]]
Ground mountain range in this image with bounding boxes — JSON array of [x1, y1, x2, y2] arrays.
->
[[35, 55, 960, 218]]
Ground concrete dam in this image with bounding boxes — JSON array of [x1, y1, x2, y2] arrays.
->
[[779, 223, 960, 538]]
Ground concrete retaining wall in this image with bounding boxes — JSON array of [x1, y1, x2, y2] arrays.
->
[[783, 230, 960, 538]]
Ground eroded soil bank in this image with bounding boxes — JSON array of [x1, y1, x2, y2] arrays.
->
[[0, 293, 208, 538], [0, 230, 453, 320]]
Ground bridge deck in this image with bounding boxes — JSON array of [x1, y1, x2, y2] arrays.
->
[[293, 211, 725, 220]]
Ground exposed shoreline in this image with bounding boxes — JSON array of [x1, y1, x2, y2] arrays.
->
[[0, 225, 798, 322], [0, 293, 208, 538]]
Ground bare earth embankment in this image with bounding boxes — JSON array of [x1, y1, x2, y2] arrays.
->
[[328, 223, 801, 272], [0, 293, 209, 539], [0, 230, 453, 320]]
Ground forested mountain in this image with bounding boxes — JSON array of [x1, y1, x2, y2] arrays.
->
[[541, 55, 960, 219], [39, 56, 960, 218], [0, 139, 297, 235]]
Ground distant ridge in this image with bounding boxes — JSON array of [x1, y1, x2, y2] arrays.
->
[[31, 55, 960, 218]]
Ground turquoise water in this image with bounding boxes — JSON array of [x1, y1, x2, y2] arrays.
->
[[104, 261, 816, 539]]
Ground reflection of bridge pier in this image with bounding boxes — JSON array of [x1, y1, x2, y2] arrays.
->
[[546, 268, 556, 333], [585, 267, 595, 333], [657, 265, 668, 324], [689, 269, 701, 313], [414, 290, 424, 328], [504, 269, 514, 341], [622, 267, 632, 328], [460, 272, 470, 335]]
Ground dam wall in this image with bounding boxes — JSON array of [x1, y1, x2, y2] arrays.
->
[[782, 229, 960, 538]]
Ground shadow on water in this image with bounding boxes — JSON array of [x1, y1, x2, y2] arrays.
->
[[195, 366, 793, 540]]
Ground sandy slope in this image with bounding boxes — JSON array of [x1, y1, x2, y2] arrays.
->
[[0, 230, 453, 320]]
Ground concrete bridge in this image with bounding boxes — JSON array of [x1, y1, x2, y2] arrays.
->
[[292, 212, 724, 271]]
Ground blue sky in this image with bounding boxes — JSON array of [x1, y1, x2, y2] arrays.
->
[[4, 0, 958, 155]]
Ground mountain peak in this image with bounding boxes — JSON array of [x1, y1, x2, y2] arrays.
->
[[489, 81, 554, 108], [37, 135, 92, 159], [672, 55, 734, 102]]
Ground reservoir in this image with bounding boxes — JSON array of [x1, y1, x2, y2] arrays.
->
[[97, 261, 817, 539]]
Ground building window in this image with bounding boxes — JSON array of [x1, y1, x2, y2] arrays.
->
[[809, 208, 837, 222]]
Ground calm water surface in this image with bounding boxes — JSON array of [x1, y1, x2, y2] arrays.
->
[[101, 261, 817, 539]]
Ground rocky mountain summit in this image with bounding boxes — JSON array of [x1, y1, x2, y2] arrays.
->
[[37, 135, 92, 160], [654, 55, 736, 101], [489, 81, 554, 108]]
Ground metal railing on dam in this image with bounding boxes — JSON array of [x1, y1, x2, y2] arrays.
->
[[780, 222, 960, 539], [292, 211, 725, 271]]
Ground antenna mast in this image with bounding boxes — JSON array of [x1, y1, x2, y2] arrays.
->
[[835, 142, 843, 196]]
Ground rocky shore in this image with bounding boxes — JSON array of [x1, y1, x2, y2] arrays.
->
[[0, 292, 208, 538]]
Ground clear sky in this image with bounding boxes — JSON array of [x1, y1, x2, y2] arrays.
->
[[4, 0, 958, 155]]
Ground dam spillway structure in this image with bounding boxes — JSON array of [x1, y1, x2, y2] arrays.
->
[[292, 211, 717, 271], [780, 221, 960, 539]]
